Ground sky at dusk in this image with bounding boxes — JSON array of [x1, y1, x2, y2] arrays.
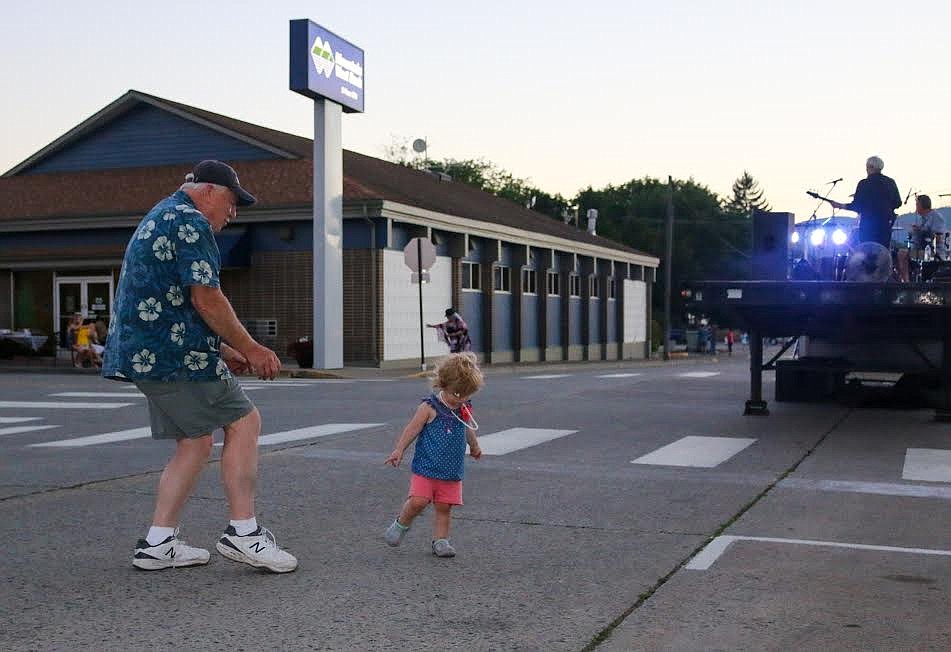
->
[[3, 0, 949, 222]]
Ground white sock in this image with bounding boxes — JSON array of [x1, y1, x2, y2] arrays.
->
[[230, 517, 258, 536], [146, 525, 175, 546]]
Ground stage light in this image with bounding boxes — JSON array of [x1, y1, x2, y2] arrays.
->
[[831, 228, 848, 246], [809, 228, 826, 246], [790, 231, 800, 244]]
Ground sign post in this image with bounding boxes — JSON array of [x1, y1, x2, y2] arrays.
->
[[289, 19, 365, 369], [403, 237, 436, 371]]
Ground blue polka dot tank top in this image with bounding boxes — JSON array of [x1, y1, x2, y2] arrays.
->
[[411, 393, 469, 481]]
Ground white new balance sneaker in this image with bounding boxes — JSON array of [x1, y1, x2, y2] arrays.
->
[[132, 530, 210, 570], [216, 526, 298, 573]]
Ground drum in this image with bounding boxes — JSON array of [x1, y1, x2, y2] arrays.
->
[[931, 261, 951, 283], [845, 241, 893, 282], [937, 232, 951, 261]]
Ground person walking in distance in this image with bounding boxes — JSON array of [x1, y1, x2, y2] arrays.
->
[[383, 353, 484, 557], [102, 160, 297, 573]]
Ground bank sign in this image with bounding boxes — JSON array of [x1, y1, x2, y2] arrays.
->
[[289, 19, 365, 113]]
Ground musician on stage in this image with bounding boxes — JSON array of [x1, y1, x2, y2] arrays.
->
[[829, 155, 902, 248], [911, 195, 946, 254], [897, 195, 946, 282]]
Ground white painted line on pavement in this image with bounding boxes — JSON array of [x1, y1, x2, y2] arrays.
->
[[780, 477, 951, 500], [0, 417, 42, 424], [214, 423, 384, 447], [51, 392, 144, 398], [631, 436, 756, 468], [902, 448, 951, 483], [686, 535, 951, 571], [597, 373, 643, 378], [522, 374, 572, 379], [0, 401, 133, 409], [0, 425, 60, 436], [678, 371, 720, 378], [471, 427, 578, 456], [686, 535, 739, 570], [242, 380, 355, 386], [30, 427, 152, 448], [240, 382, 323, 387]]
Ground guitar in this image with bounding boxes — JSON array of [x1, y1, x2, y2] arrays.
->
[[806, 190, 840, 207]]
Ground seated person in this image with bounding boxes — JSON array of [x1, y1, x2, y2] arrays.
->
[[94, 317, 109, 346], [898, 195, 947, 282], [73, 318, 103, 368]]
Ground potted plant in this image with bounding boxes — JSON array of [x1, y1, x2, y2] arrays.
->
[[288, 336, 313, 368]]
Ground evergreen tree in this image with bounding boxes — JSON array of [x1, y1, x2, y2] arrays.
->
[[725, 171, 770, 217]]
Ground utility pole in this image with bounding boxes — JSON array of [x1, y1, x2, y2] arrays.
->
[[664, 176, 674, 361]]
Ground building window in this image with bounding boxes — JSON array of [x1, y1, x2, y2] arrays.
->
[[547, 271, 560, 296], [589, 276, 600, 298], [494, 265, 511, 292], [608, 278, 616, 299], [569, 273, 581, 297], [462, 262, 481, 290], [521, 269, 537, 294]]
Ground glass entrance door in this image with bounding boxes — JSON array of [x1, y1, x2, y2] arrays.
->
[[54, 276, 113, 347]]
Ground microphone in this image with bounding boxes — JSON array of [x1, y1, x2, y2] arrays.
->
[[828, 177, 843, 184]]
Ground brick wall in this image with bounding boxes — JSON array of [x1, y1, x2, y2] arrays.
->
[[222, 250, 382, 364], [220, 251, 313, 358], [343, 249, 381, 364]]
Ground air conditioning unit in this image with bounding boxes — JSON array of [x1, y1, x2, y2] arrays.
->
[[243, 319, 278, 348]]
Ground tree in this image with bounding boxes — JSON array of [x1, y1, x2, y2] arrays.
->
[[724, 171, 770, 217], [576, 177, 751, 318]]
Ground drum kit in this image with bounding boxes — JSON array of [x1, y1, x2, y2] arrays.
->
[[903, 228, 951, 283]]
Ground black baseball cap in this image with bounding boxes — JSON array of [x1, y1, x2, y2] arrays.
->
[[191, 160, 257, 206]]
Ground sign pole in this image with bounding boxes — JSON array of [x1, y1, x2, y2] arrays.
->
[[417, 238, 426, 371], [663, 175, 674, 361], [312, 98, 343, 369]]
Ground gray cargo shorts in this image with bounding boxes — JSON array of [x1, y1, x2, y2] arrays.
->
[[134, 376, 255, 440]]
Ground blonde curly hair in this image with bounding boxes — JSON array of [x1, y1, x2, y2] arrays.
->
[[432, 352, 484, 397]]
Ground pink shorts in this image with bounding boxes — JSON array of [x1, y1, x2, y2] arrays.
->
[[409, 473, 463, 506]]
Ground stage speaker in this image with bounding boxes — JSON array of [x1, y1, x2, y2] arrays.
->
[[752, 210, 794, 280]]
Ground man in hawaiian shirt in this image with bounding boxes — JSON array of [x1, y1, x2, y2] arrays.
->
[[103, 160, 297, 573]]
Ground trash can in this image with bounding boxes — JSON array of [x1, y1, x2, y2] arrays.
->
[[685, 330, 699, 353]]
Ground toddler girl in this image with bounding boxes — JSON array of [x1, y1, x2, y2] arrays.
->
[[384, 352, 484, 557]]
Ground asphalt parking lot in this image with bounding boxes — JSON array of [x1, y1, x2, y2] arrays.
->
[[1, 354, 949, 651]]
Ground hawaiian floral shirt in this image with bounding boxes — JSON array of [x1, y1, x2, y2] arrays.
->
[[102, 191, 231, 382]]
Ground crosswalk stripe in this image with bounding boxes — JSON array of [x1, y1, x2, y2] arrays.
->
[[0, 401, 133, 409], [215, 423, 384, 447], [631, 436, 756, 468], [51, 392, 145, 398], [678, 371, 720, 378], [0, 417, 42, 424], [471, 427, 578, 455], [241, 382, 320, 389], [522, 374, 572, 380], [598, 373, 643, 378], [0, 425, 60, 436], [903, 448, 951, 483], [30, 427, 152, 448]]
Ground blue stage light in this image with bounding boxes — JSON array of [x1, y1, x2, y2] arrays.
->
[[831, 228, 848, 246], [809, 228, 826, 246], [790, 231, 800, 244]]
